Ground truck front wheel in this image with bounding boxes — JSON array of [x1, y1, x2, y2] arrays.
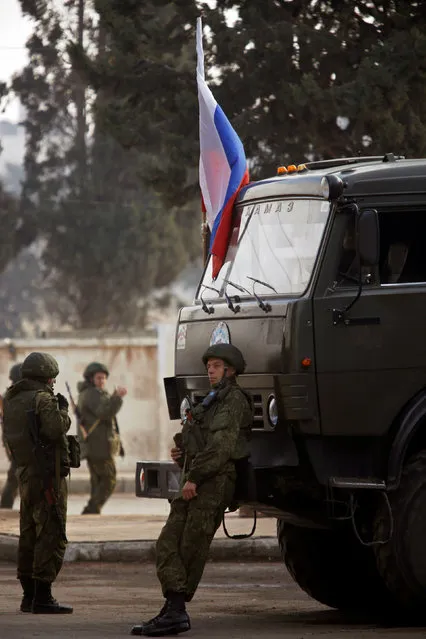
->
[[375, 450, 426, 613], [278, 521, 391, 612]]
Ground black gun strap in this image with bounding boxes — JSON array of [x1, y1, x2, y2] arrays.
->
[[33, 392, 61, 495], [55, 447, 61, 494], [31, 392, 42, 442], [114, 416, 120, 434], [191, 422, 206, 453]]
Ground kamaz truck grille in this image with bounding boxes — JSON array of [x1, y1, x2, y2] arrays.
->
[[192, 392, 265, 430], [252, 394, 265, 429]]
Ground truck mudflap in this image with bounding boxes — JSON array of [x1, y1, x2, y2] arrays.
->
[[135, 461, 181, 500]]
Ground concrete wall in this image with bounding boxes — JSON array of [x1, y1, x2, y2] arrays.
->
[[0, 326, 180, 473]]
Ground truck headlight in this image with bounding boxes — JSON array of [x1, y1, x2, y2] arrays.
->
[[267, 395, 278, 427], [180, 397, 191, 421], [320, 177, 330, 199]]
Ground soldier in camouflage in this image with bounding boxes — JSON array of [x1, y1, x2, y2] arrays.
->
[[131, 343, 253, 637], [2, 352, 73, 614], [77, 362, 127, 514], [0, 363, 23, 508]]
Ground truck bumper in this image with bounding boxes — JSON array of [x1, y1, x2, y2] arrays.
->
[[135, 461, 181, 500]]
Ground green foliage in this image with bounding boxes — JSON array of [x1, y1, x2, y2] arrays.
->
[[42, 183, 186, 329], [82, 0, 426, 195], [70, 0, 200, 206], [9, 0, 426, 332], [205, 0, 426, 177], [0, 182, 37, 273], [12, 0, 195, 331]]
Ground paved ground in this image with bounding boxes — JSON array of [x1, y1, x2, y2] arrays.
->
[[2, 489, 170, 516], [1, 561, 425, 638], [0, 494, 274, 542], [0, 470, 137, 495]]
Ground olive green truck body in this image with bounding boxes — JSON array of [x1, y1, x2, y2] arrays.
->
[[136, 155, 426, 614]]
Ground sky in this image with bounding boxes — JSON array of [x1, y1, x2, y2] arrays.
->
[[0, 0, 32, 122]]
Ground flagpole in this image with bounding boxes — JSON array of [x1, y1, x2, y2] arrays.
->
[[197, 17, 210, 265], [201, 209, 210, 265], [197, 16, 248, 272]]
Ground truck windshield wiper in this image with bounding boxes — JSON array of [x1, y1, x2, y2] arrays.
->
[[224, 279, 250, 295], [224, 289, 240, 314], [246, 276, 277, 313], [200, 283, 241, 315], [246, 276, 277, 294], [223, 279, 252, 313], [200, 285, 219, 314]]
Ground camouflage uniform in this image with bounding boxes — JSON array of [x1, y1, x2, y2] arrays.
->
[[131, 344, 253, 637], [156, 379, 252, 601], [77, 363, 123, 514], [2, 352, 72, 614], [0, 363, 22, 509]]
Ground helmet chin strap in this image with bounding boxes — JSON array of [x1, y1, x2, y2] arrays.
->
[[218, 365, 229, 382]]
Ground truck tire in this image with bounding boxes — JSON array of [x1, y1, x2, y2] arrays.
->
[[374, 450, 426, 613], [278, 521, 391, 611]]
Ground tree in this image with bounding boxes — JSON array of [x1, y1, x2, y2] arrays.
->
[[68, 0, 201, 207], [77, 0, 426, 196], [40, 139, 187, 329], [205, 0, 426, 176], [12, 0, 194, 331], [0, 81, 37, 276], [0, 181, 37, 273]]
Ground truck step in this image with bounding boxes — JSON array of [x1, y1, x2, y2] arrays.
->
[[329, 477, 386, 490]]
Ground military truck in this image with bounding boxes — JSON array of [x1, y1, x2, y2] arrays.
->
[[136, 154, 426, 614]]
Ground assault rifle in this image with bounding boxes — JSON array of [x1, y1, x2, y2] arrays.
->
[[114, 416, 125, 458], [26, 408, 67, 542], [65, 381, 88, 439]]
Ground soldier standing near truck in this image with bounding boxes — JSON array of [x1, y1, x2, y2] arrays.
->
[[78, 362, 127, 515], [2, 352, 73, 614], [130, 343, 253, 637], [0, 362, 23, 509]]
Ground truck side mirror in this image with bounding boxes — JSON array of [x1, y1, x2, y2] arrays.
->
[[358, 208, 380, 266]]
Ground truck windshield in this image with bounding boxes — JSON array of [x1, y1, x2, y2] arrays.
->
[[198, 198, 330, 299]]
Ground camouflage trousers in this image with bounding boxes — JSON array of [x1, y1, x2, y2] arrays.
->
[[156, 473, 235, 602], [83, 458, 116, 514], [0, 458, 18, 508], [18, 476, 68, 583]]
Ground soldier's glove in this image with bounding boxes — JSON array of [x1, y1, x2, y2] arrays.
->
[[56, 393, 69, 411], [119, 444, 125, 458]]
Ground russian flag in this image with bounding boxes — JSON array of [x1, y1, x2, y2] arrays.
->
[[196, 17, 249, 280]]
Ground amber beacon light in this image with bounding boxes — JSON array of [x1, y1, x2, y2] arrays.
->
[[277, 163, 308, 175]]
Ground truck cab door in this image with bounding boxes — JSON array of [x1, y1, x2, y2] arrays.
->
[[312, 206, 426, 438]]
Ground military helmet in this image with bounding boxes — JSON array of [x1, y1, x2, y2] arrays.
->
[[9, 362, 23, 384], [83, 362, 109, 380], [21, 352, 59, 381], [202, 344, 246, 375]]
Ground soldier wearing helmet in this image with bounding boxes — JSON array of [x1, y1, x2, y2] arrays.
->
[[131, 342, 253, 637], [0, 362, 23, 509], [2, 352, 73, 614], [77, 361, 127, 515]]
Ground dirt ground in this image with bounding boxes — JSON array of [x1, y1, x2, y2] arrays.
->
[[1, 561, 425, 638]]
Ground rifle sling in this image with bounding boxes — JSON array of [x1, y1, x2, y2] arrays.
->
[[85, 419, 100, 437], [55, 446, 61, 495], [191, 421, 206, 453]]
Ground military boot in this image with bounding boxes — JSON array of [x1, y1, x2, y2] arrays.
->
[[32, 580, 73, 614], [81, 504, 100, 515], [19, 577, 34, 613], [130, 592, 190, 636]]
